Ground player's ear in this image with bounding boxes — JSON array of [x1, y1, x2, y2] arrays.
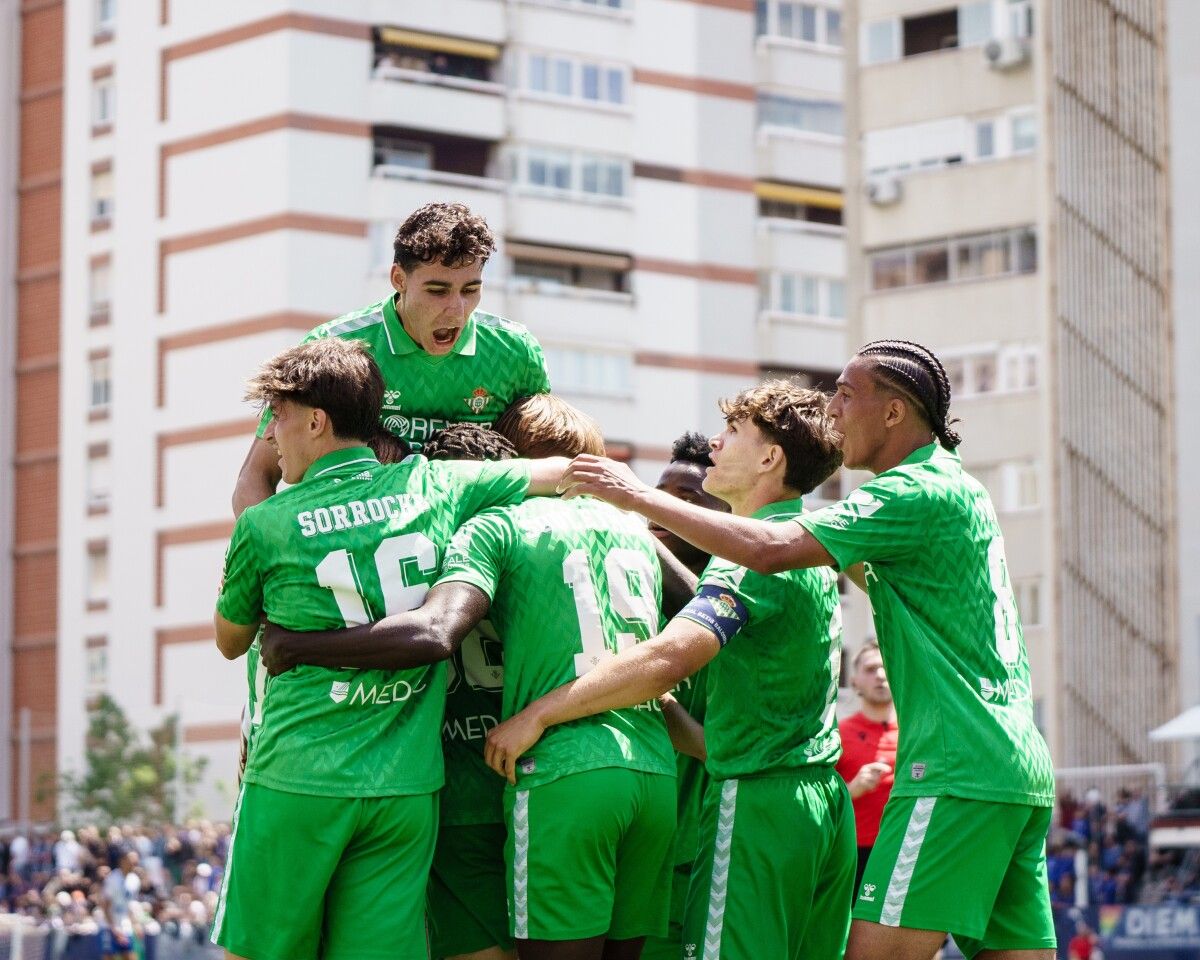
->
[[883, 396, 908, 430], [390, 263, 406, 295], [308, 406, 329, 438]]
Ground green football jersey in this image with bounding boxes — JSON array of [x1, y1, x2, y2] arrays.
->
[[440, 619, 505, 826], [256, 295, 550, 448], [798, 443, 1055, 807], [669, 666, 708, 866], [217, 446, 530, 798], [678, 497, 842, 782], [437, 496, 676, 790]]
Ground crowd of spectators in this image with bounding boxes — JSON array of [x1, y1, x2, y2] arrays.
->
[[0, 822, 229, 949], [1046, 786, 1200, 910]]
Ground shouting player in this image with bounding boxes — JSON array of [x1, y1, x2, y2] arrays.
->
[[259, 395, 677, 960], [210, 339, 565, 960], [557, 341, 1057, 960], [487, 381, 855, 960]]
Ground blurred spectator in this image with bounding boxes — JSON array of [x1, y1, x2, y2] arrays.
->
[[54, 830, 83, 874], [1068, 922, 1097, 960]]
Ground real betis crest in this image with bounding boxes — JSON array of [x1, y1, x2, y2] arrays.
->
[[464, 387, 491, 414], [711, 593, 738, 619]]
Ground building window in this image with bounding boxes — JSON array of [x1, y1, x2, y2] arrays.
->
[[510, 146, 630, 201], [943, 345, 1039, 399], [542, 347, 633, 398], [372, 30, 495, 84], [867, 227, 1036, 291], [91, 169, 113, 224], [763, 273, 845, 319], [86, 643, 108, 695], [511, 251, 630, 295], [89, 259, 111, 320], [524, 52, 628, 106], [1011, 111, 1037, 153], [87, 543, 109, 607], [758, 197, 843, 226], [757, 1, 844, 47], [94, 0, 115, 34], [861, 2, 1006, 64], [92, 75, 115, 128], [87, 447, 111, 511], [865, 107, 1037, 176], [1014, 578, 1042, 626], [374, 136, 432, 171], [975, 120, 995, 159], [89, 356, 112, 411], [758, 94, 843, 136]]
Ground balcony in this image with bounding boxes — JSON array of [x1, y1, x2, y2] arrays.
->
[[373, 0, 505, 42], [754, 36, 842, 97], [756, 129, 843, 190], [505, 278, 635, 348], [506, 188, 634, 254], [861, 155, 1037, 248], [369, 166, 507, 244], [370, 68, 505, 142], [755, 310, 846, 373], [756, 218, 844, 277]]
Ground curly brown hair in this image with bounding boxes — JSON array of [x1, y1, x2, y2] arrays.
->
[[392, 202, 497, 272], [245, 339, 383, 442], [718, 379, 842, 495]]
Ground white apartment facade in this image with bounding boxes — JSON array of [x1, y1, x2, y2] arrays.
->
[[845, 0, 1178, 768], [4, 0, 855, 817]]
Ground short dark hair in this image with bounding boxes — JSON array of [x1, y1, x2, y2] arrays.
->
[[367, 428, 412, 465], [717, 379, 842, 494], [423, 423, 517, 462], [670, 431, 713, 468], [393, 202, 496, 273], [857, 339, 962, 450], [245, 339, 382, 442], [495, 395, 605, 459]]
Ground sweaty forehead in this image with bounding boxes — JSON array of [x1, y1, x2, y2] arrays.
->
[[839, 356, 878, 390]]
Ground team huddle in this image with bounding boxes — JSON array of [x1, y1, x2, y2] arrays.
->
[[210, 204, 1057, 960]]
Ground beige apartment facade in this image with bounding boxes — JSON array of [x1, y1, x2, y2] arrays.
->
[[844, 0, 1178, 768]]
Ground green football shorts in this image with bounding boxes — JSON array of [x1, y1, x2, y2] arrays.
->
[[429, 822, 514, 957], [639, 861, 692, 960], [682, 767, 855, 960], [504, 767, 675, 942], [212, 782, 437, 960], [853, 795, 1057, 957]]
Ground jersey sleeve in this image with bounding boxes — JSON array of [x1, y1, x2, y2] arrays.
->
[[436, 460, 531, 523], [523, 334, 552, 395], [674, 558, 781, 647], [796, 472, 926, 570], [216, 514, 264, 626], [436, 510, 514, 602]]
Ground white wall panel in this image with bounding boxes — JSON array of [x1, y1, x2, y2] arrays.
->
[[162, 541, 228, 623], [162, 436, 252, 526], [168, 34, 294, 136]]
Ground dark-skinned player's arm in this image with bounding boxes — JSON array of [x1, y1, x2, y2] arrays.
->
[[559, 455, 835, 575], [232, 437, 282, 517], [258, 582, 490, 676], [653, 537, 700, 619], [659, 692, 706, 762], [484, 617, 720, 784]]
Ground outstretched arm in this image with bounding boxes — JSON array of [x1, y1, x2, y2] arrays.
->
[[559, 455, 835, 574], [485, 618, 719, 783], [259, 582, 490, 675], [233, 437, 282, 517], [527, 456, 571, 496]]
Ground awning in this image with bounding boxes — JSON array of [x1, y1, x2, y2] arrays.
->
[[377, 27, 501, 61], [1149, 705, 1200, 742], [506, 241, 632, 271], [755, 181, 843, 209]]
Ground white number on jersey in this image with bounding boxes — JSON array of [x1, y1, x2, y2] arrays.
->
[[563, 548, 659, 678], [315, 533, 438, 626]]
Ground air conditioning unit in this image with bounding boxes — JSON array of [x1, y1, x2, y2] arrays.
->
[[866, 176, 902, 206], [984, 37, 1031, 70]]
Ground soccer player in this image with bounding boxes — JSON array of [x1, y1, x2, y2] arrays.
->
[[259, 395, 677, 960], [210, 339, 565, 960], [487, 382, 855, 960], [423, 422, 520, 960], [836, 639, 898, 894], [231, 201, 550, 515], [641, 432, 729, 960], [556, 340, 1057, 960]]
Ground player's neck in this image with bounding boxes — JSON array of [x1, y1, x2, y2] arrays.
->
[[728, 481, 803, 518], [302, 437, 370, 475], [860, 700, 895, 724], [869, 431, 936, 475]]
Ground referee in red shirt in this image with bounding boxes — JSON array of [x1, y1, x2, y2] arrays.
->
[[836, 639, 898, 895]]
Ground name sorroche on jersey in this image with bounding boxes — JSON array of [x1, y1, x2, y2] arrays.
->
[[328, 677, 427, 706], [297, 494, 428, 538]]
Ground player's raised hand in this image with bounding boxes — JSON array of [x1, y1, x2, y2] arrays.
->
[[556, 454, 649, 509], [485, 709, 548, 785]]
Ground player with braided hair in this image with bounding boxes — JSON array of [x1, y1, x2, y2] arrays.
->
[[424, 422, 518, 463], [556, 343, 1056, 960]]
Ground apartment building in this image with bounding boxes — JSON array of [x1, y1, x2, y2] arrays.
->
[[2, 0, 852, 817], [844, 0, 1177, 767]]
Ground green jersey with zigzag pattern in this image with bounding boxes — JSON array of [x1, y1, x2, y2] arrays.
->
[[799, 443, 1055, 807], [255, 294, 550, 449], [437, 496, 676, 790]]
